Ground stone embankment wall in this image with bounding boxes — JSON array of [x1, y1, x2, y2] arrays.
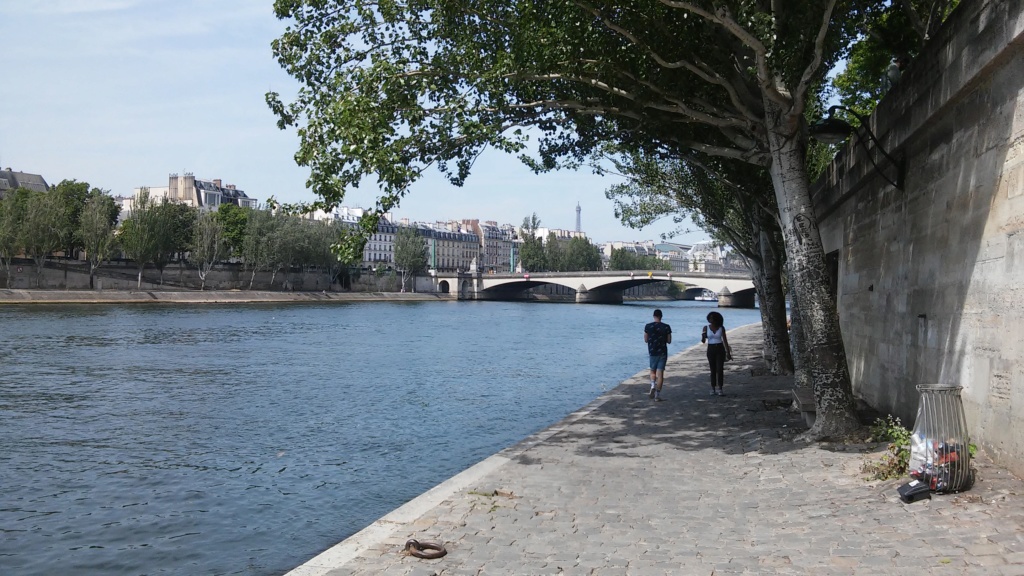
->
[[1, 260, 438, 294], [812, 1, 1024, 474]]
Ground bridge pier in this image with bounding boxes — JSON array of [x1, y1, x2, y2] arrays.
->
[[575, 288, 623, 304], [717, 288, 757, 308]]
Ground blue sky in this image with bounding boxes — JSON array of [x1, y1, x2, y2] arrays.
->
[[0, 0, 706, 244]]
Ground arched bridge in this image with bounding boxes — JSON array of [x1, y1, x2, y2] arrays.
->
[[433, 270, 755, 305]]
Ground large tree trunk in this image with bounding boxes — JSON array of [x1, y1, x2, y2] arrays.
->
[[764, 101, 859, 440], [754, 225, 793, 374]]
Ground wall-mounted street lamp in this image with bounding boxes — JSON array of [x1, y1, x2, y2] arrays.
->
[[809, 105, 904, 190]]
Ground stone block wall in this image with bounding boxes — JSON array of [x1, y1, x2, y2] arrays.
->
[[812, 0, 1024, 474]]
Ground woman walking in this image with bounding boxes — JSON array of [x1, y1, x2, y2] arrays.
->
[[701, 311, 732, 396]]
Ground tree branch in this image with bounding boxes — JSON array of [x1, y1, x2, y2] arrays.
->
[[655, 0, 790, 106], [573, 0, 762, 124], [793, 0, 838, 117]]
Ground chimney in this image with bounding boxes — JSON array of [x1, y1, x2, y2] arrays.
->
[[213, 179, 222, 187], [227, 184, 235, 190]]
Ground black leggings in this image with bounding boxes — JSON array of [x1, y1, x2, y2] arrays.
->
[[707, 343, 726, 389]]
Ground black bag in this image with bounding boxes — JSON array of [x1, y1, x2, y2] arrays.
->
[[898, 480, 931, 504]]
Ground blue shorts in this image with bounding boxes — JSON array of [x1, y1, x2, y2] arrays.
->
[[649, 354, 668, 371]]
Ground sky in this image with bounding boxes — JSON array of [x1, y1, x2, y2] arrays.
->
[[0, 0, 708, 245]]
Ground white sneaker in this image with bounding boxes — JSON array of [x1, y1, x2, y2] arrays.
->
[[716, 389, 723, 396], [649, 386, 656, 399], [710, 389, 716, 396]]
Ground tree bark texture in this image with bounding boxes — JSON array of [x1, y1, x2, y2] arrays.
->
[[764, 100, 859, 439], [755, 225, 793, 374], [787, 263, 813, 391]]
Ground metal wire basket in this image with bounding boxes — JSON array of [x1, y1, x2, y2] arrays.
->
[[908, 384, 973, 493]]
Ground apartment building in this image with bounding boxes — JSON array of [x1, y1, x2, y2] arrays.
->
[[414, 221, 480, 272], [122, 173, 257, 215], [462, 219, 520, 273], [0, 169, 49, 197]]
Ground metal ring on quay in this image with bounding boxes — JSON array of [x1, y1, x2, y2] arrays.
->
[[405, 539, 447, 559]]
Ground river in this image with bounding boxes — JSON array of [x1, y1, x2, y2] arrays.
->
[[0, 300, 762, 575]]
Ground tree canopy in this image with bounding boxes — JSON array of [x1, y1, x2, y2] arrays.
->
[[831, 0, 959, 116], [269, 0, 861, 249]]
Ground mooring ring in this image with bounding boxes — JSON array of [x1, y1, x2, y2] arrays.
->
[[405, 538, 447, 559]]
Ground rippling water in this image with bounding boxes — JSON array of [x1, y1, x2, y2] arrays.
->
[[0, 300, 761, 575]]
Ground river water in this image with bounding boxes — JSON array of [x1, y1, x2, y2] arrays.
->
[[0, 300, 762, 575]]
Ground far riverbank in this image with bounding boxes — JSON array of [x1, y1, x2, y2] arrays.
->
[[0, 289, 450, 305], [0, 289, 692, 306]]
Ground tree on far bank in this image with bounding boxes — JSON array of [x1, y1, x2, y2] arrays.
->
[[544, 232, 565, 272], [608, 248, 669, 272], [242, 208, 278, 289], [119, 189, 160, 289], [190, 211, 226, 291], [394, 226, 428, 291], [267, 215, 305, 288], [77, 190, 119, 290], [51, 180, 92, 259], [518, 213, 546, 272], [215, 202, 249, 258], [150, 202, 197, 285], [309, 221, 348, 289], [20, 190, 66, 287], [0, 190, 29, 288], [564, 236, 603, 272]]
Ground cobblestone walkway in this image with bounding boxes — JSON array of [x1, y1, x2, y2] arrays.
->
[[289, 325, 1024, 576]]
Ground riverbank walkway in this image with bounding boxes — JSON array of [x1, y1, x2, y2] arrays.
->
[[289, 325, 1024, 575]]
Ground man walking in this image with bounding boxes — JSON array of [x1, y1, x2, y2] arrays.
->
[[644, 309, 672, 401]]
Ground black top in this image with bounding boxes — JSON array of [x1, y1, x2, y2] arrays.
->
[[645, 322, 672, 356]]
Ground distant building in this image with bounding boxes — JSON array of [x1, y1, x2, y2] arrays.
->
[[688, 241, 748, 274], [536, 227, 586, 244], [413, 220, 480, 272], [462, 219, 520, 273], [600, 240, 704, 272], [654, 242, 693, 273], [0, 168, 49, 197], [334, 207, 397, 269], [122, 173, 258, 215], [600, 240, 657, 259]]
